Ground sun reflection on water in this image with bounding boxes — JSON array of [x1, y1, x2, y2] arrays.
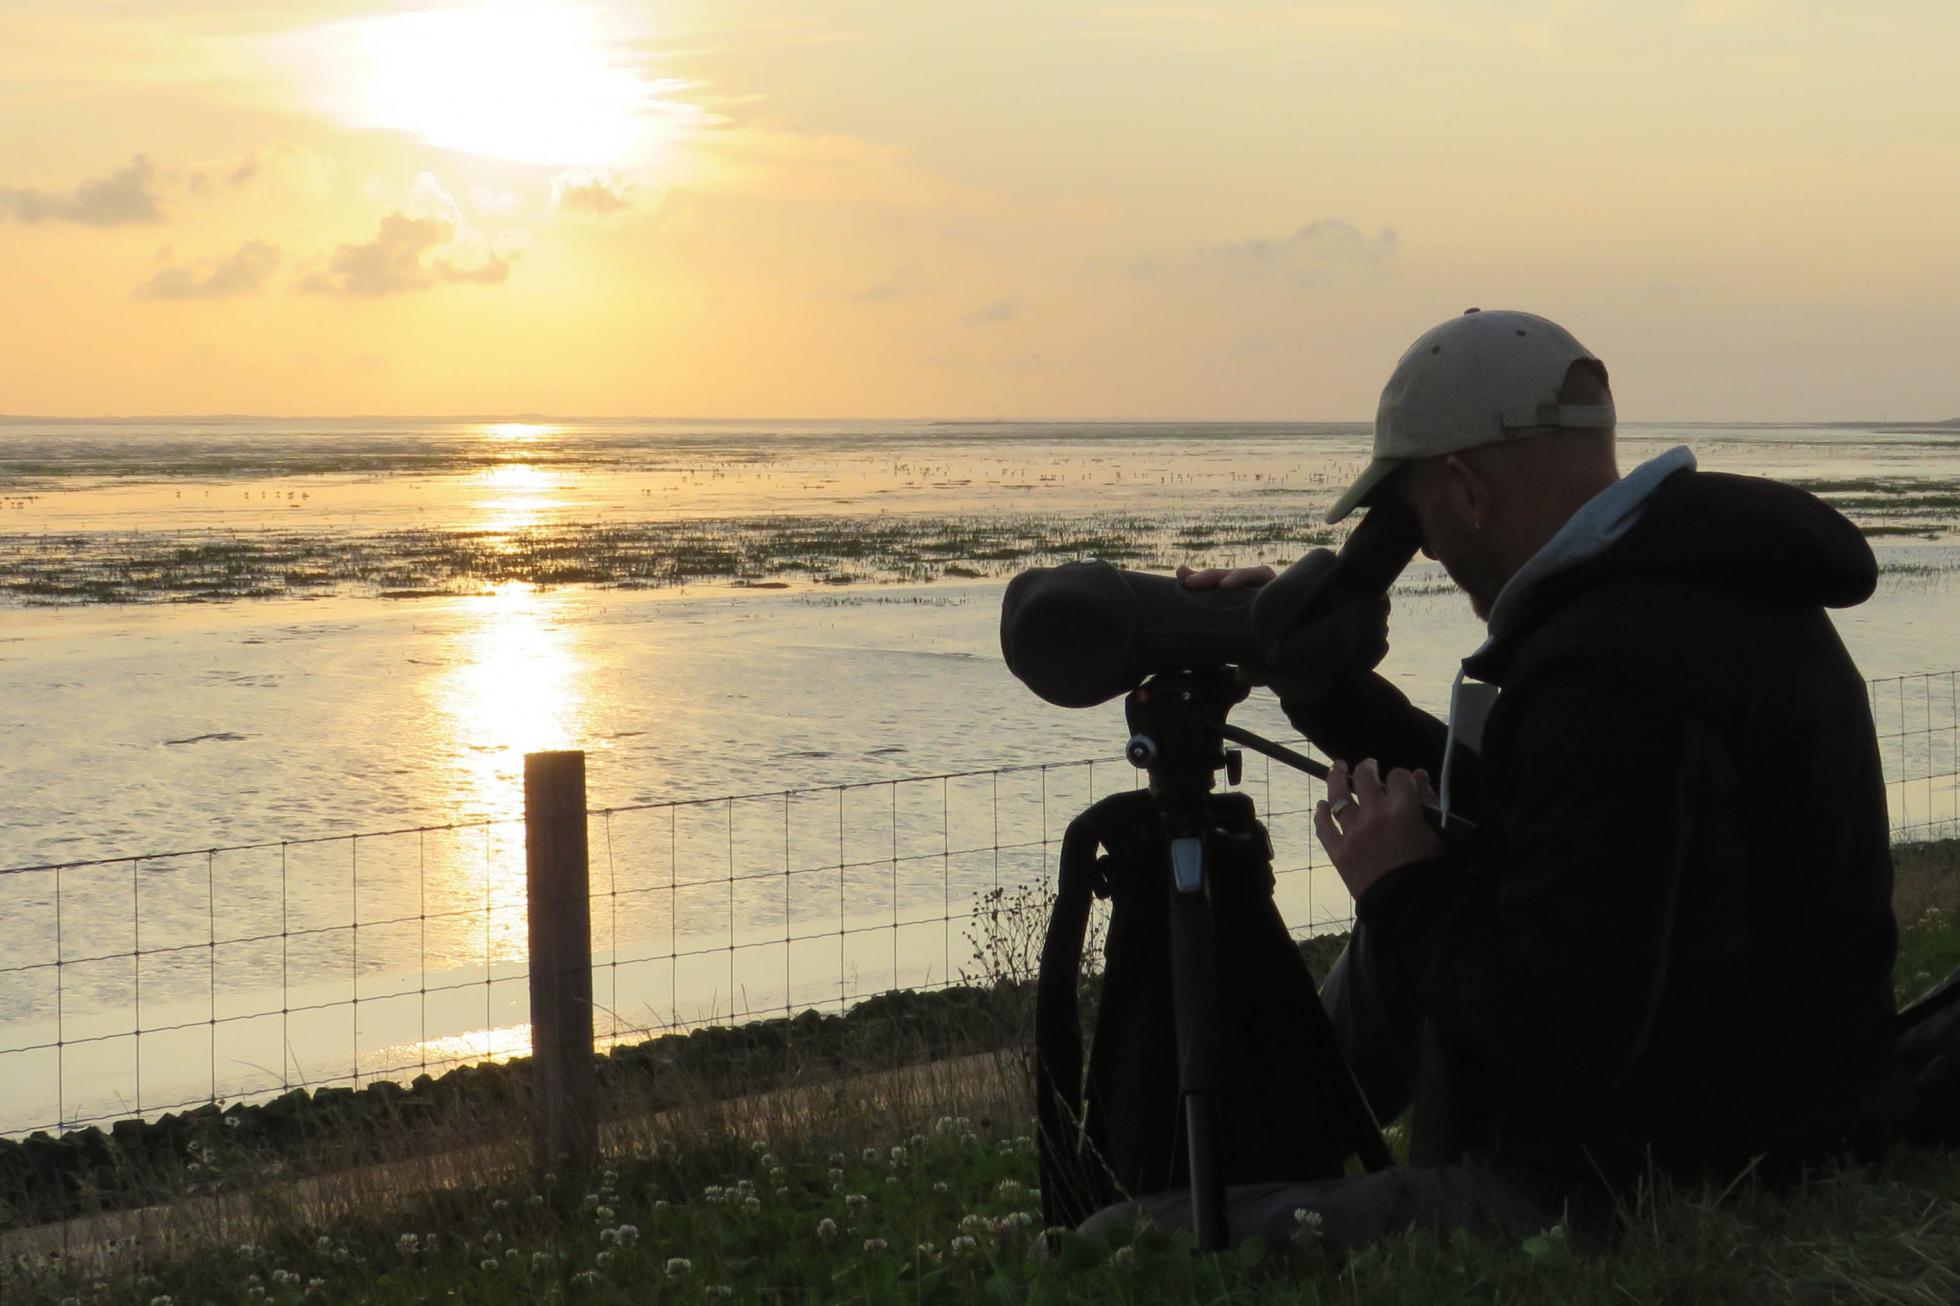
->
[[482, 422, 556, 443], [420, 579, 593, 975]]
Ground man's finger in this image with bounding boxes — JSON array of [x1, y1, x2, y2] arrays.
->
[[1313, 800, 1345, 860], [1412, 767, 1439, 806], [1216, 565, 1276, 591], [1326, 759, 1353, 812], [1354, 757, 1386, 796]]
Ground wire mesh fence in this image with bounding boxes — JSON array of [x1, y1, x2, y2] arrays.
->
[[0, 821, 533, 1139], [1870, 669, 1960, 842], [1, 668, 1954, 1140]]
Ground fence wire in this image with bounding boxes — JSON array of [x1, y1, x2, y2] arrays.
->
[[2, 668, 1953, 1139]]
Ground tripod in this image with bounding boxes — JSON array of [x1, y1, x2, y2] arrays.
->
[[1119, 667, 1394, 1251]]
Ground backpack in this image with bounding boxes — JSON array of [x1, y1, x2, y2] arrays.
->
[[1034, 788, 1391, 1232], [1899, 967, 1960, 1145]]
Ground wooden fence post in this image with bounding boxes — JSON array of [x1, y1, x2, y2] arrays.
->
[[525, 750, 597, 1178]]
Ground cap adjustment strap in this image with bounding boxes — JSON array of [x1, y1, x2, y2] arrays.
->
[[1498, 401, 1616, 432]]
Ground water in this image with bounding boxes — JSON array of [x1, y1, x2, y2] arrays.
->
[[2, 417, 1957, 1133]]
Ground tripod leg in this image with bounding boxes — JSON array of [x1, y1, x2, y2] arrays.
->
[[1167, 834, 1229, 1252]]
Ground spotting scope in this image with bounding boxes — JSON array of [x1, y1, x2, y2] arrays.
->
[[999, 503, 1423, 708]]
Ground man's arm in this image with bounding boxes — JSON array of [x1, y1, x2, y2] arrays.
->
[[1352, 661, 1700, 1100]]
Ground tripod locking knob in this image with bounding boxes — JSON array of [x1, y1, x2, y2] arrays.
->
[[1125, 734, 1158, 770]]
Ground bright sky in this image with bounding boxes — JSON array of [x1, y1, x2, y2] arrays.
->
[[0, 1, 1955, 420]]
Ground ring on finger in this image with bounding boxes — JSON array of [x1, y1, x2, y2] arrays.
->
[[1328, 796, 1352, 817]]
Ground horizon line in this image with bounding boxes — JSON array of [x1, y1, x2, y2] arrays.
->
[[2, 413, 1956, 428]]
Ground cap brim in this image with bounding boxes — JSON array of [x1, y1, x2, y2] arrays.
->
[[1324, 457, 1403, 524]]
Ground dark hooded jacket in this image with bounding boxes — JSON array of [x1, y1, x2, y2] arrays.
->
[[1287, 466, 1900, 1215]]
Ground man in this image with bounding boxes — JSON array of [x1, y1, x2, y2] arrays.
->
[[1124, 308, 1901, 1246]]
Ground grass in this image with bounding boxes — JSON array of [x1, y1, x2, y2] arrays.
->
[[5, 899, 1958, 1303], [0, 513, 1339, 605]]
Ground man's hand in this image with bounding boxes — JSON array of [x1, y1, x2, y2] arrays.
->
[[1176, 562, 1275, 591], [1314, 758, 1444, 899]]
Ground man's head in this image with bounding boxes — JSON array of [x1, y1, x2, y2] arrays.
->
[[1328, 309, 1621, 619]]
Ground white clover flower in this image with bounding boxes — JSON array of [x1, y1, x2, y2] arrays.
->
[[960, 1132, 979, 1146], [595, 1205, 616, 1223], [996, 1180, 1022, 1197], [845, 1193, 869, 1211], [315, 1235, 333, 1253], [665, 1256, 692, 1275], [706, 1287, 734, 1299], [777, 1187, 791, 1199], [951, 1235, 978, 1254], [960, 1214, 989, 1235], [505, 1248, 519, 1261], [479, 1258, 498, 1272], [653, 1199, 670, 1212], [397, 1233, 419, 1255], [760, 1154, 779, 1169], [615, 1224, 639, 1247], [599, 1228, 618, 1246], [491, 1198, 510, 1213], [482, 1231, 502, 1247], [889, 1145, 907, 1164], [829, 1152, 847, 1166], [306, 1279, 325, 1295], [532, 1251, 553, 1270], [932, 1181, 949, 1193], [528, 1193, 546, 1208], [863, 1237, 888, 1253], [604, 1167, 619, 1183], [150, 1297, 173, 1306], [596, 1251, 614, 1268], [246, 1289, 265, 1302], [1007, 1211, 1036, 1229], [1114, 1245, 1136, 1266], [862, 1148, 881, 1163], [752, 1139, 769, 1153], [817, 1217, 838, 1243], [828, 1167, 845, 1186], [744, 1196, 762, 1214], [237, 1243, 257, 1257], [271, 1269, 298, 1286]]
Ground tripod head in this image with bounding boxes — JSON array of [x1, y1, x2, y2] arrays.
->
[[1123, 668, 1247, 798]]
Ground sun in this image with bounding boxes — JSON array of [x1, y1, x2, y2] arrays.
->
[[293, 4, 699, 168]]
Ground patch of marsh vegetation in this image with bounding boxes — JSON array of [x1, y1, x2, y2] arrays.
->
[[0, 514, 1339, 606]]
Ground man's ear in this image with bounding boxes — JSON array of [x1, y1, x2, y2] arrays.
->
[[1441, 452, 1492, 533]]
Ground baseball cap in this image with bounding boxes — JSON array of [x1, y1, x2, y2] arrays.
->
[[1325, 308, 1616, 523]]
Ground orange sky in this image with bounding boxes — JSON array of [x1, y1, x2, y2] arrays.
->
[[1, 1, 1956, 420]]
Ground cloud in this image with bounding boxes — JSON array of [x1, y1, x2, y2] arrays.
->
[[1199, 219, 1398, 287], [839, 268, 921, 304], [551, 169, 635, 215], [0, 155, 162, 225], [138, 240, 281, 300], [963, 299, 1020, 327], [304, 174, 523, 295]]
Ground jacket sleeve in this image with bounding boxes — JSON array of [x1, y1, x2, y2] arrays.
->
[[1280, 671, 1484, 818], [1353, 659, 1701, 1100]]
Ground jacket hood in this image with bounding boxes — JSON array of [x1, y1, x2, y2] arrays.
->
[[1474, 460, 1877, 671]]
